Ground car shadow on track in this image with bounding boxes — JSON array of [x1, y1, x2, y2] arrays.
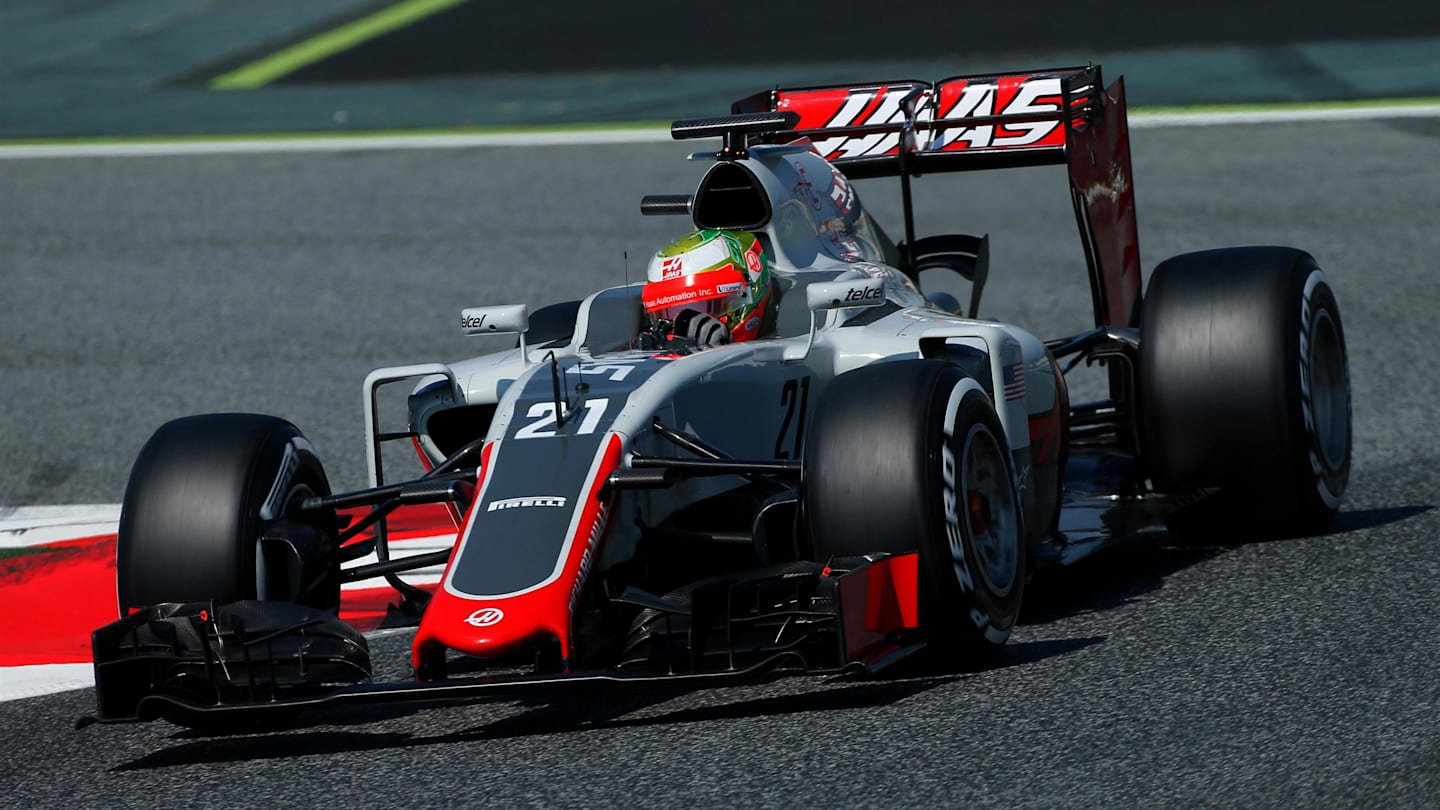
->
[[1019, 541, 1217, 627], [110, 679, 953, 770], [109, 634, 1105, 771], [1326, 504, 1432, 534], [458, 633, 1101, 738], [1019, 503, 1431, 628]]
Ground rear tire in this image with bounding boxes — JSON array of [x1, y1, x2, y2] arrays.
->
[[1140, 247, 1351, 541], [117, 414, 339, 614], [803, 360, 1024, 661]]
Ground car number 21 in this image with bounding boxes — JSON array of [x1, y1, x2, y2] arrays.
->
[[515, 398, 611, 439]]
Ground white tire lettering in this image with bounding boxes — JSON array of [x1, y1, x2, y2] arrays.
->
[[942, 443, 975, 594], [940, 378, 988, 596], [1299, 269, 1343, 509], [969, 607, 988, 630], [983, 623, 1010, 644], [259, 440, 299, 521]]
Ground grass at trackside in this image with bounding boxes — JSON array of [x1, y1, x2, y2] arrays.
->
[[210, 0, 471, 90], [0, 96, 1437, 148], [0, 546, 49, 562]]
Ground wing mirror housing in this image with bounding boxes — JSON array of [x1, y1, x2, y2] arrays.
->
[[461, 304, 531, 365], [785, 277, 888, 363], [805, 277, 886, 311], [460, 304, 528, 336]]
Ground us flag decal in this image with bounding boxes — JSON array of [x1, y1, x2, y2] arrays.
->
[[1003, 362, 1026, 402]]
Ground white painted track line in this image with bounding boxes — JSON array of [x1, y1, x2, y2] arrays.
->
[[0, 504, 121, 547], [0, 128, 673, 159], [0, 103, 1436, 160], [1131, 103, 1440, 127], [0, 664, 95, 701]]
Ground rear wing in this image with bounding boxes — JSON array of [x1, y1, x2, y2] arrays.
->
[[731, 65, 1141, 328], [733, 65, 1100, 177]]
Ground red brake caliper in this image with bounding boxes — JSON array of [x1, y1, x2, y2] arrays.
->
[[968, 490, 990, 535]]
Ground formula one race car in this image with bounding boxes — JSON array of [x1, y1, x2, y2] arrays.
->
[[90, 65, 1351, 727]]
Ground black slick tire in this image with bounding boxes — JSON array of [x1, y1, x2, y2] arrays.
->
[[1140, 247, 1351, 540], [803, 360, 1024, 661], [116, 413, 338, 614]]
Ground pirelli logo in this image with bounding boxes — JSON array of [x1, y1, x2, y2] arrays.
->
[[487, 496, 568, 512]]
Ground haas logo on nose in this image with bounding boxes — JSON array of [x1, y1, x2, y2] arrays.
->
[[464, 608, 505, 627]]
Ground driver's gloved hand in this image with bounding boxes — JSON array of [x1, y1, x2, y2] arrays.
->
[[674, 310, 731, 348]]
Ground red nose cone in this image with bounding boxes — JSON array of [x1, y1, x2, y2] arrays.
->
[[411, 436, 620, 671], [414, 590, 569, 666]]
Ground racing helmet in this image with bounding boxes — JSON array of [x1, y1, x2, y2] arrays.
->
[[641, 229, 772, 344]]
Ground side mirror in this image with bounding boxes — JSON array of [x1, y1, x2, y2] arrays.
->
[[461, 304, 531, 366], [805, 277, 886, 312], [786, 277, 887, 364], [460, 305, 529, 336]]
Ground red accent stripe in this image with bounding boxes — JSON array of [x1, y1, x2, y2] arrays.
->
[[837, 553, 920, 663], [642, 266, 747, 313], [849, 86, 891, 130], [0, 503, 463, 667], [0, 535, 117, 665]]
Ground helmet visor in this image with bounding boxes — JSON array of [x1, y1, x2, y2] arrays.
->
[[641, 267, 749, 325]]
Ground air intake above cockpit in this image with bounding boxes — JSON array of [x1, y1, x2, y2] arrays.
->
[[692, 161, 770, 231]]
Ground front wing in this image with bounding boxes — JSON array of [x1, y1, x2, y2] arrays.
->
[[89, 554, 925, 725]]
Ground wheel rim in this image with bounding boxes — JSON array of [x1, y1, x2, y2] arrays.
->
[[962, 423, 1019, 596], [1309, 309, 1349, 470]]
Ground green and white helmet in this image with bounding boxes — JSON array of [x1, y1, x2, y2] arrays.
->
[[641, 230, 772, 343]]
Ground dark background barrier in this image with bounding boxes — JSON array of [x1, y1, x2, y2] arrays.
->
[[282, 1, 1440, 82], [2, 1, 1438, 137]]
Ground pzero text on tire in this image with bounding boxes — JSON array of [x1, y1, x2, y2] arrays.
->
[[803, 360, 1024, 661], [116, 413, 339, 614], [1139, 247, 1351, 539]]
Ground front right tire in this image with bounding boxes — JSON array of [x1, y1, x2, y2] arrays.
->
[[803, 360, 1024, 662]]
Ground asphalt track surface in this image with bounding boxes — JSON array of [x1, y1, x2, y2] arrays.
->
[[3, 118, 1440, 805]]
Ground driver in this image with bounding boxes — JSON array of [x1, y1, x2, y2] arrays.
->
[[640, 229, 775, 349]]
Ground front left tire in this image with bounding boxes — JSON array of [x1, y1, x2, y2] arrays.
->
[[116, 413, 339, 614]]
